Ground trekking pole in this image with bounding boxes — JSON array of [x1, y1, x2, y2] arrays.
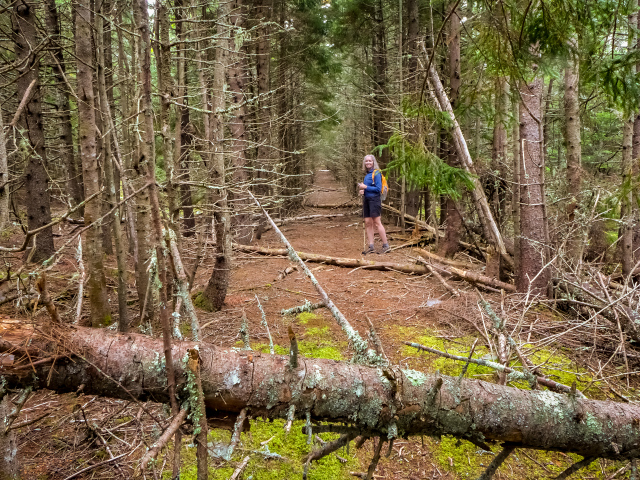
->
[[363, 218, 366, 252]]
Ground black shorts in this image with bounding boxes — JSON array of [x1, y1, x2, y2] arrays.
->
[[363, 196, 382, 218]]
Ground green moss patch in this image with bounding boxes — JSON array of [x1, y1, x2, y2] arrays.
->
[[428, 436, 611, 479], [398, 330, 493, 378], [192, 291, 214, 312], [510, 345, 594, 390], [175, 419, 362, 479], [297, 311, 320, 325]]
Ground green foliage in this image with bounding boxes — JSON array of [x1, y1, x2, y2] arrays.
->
[[599, 51, 640, 114], [376, 132, 475, 197]]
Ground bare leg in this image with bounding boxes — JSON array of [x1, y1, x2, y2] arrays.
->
[[373, 217, 388, 244], [365, 217, 375, 245]]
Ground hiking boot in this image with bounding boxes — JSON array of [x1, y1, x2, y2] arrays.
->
[[379, 244, 390, 254], [362, 245, 375, 255]]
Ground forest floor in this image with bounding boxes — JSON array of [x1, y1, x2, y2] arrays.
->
[[3, 170, 640, 479]]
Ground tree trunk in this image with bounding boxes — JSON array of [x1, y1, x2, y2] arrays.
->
[[424, 49, 511, 267], [174, 0, 196, 238], [5, 325, 640, 461], [371, 0, 390, 168], [517, 61, 549, 295], [202, 0, 233, 311], [564, 49, 582, 266], [12, 3, 55, 263], [158, 0, 177, 236], [44, 0, 84, 218], [440, 3, 462, 259], [227, 0, 253, 244], [97, 1, 128, 332], [132, 0, 154, 323], [76, 0, 111, 327], [622, 14, 636, 277], [634, 5, 640, 264], [0, 106, 8, 230], [255, 0, 273, 201], [0, 394, 18, 480], [621, 116, 634, 278], [491, 76, 508, 230]]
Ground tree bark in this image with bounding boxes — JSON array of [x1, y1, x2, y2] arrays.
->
[[201, 0, 232, 312], [4, 325, 640, 460], [97, 3, 128, 332], [158, 0, 177, 234], [44, 0, 83, 218], [623, 13, 638, 276], [0, 393, 18, 480], [491, 76, 508, 230], [227, 0, 253, 244], [132, 0, 154, 323], [76, 0, 111, 327], [12, 2, 55, 263], [517, 62, 549, 295], [621, 116, 634, 278], [174, 0, 196, 238], [0, 104, 8, 230], [255, 0, 273, 201], [563, 48, 582, 266], [440, 3, 463, 259]]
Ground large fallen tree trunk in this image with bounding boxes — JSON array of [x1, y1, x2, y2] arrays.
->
[[3, 324, 640, 460]]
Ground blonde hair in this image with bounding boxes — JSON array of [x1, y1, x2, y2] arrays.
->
[[362, 154, 380, 173]]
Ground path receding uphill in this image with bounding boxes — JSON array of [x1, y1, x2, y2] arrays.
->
[[304, 169, 357, 208]]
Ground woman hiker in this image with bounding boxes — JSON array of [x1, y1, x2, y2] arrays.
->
[[358, 154, 390, 255]]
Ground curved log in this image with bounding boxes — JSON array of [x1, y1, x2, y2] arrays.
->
[[2, 324, 640, 460]]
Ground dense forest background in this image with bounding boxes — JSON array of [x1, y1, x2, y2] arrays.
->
[[2, 0, 640, 477]]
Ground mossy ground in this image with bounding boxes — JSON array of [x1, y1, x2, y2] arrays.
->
[[174, 419, 362, 480], [173, 310, 359, 478], [237, 311, 346, 361], [427, 435, 620, 479]]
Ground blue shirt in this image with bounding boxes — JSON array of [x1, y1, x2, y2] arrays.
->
[[363, 169, 382, 199]]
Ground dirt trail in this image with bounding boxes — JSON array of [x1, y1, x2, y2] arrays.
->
[[304, 169, 354, 207], [12, 170, 620, 480]]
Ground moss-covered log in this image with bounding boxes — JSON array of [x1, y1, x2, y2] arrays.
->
[[2, 325, 640, 460]]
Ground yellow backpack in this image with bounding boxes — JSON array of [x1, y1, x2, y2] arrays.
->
[[372, 169, 389, 201]]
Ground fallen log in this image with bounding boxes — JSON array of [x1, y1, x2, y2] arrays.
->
[[414, 247, 476, 270], [235, 244, 516, 294], [235, 243, 436, 275], [2, 324, 640, 460]]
